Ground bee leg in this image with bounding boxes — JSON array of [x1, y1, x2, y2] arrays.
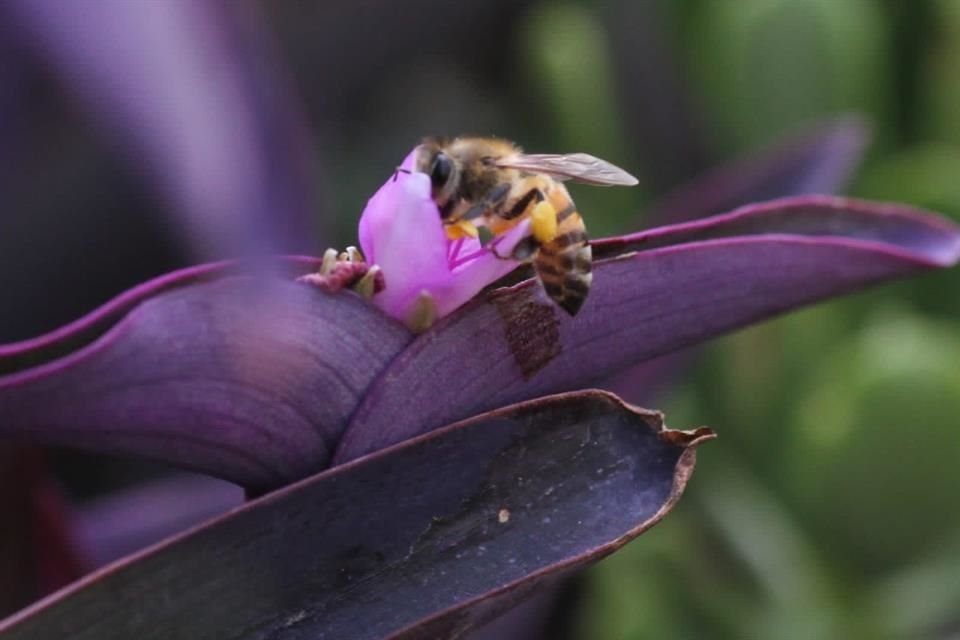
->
[[461, 183, 512, 221], [446, 184, 512, 240], [487, 186, 548, 260], [489, 233, 539, 261], [511, 236, 540, 260], [500, 187, 544, 221], [445, 220, 480, 240], [530, 201, 558, 243]]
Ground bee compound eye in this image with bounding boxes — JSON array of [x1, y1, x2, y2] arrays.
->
[[430, 153, 453, 188]]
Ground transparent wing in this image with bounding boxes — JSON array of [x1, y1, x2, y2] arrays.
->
[[496, 153, 639, 187]]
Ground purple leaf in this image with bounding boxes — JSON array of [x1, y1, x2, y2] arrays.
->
[[0, 264, 411, 489], [73, 474, 243, 568], [0, 391, 713, 640], [3, 0, 320, 259], [0, 262, 231, 378], [644, 117, 869, 223], [335, 196, 960, 462], [0, 198, 957, 487], [607, 117, 871, 406]]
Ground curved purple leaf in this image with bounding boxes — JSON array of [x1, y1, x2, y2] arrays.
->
[[609, 117, 870, 406], [0, 391, 713, 640], [0, 197, 956, 487], [73, 474, 243, 568], [645, 117, 869, 223], [3, 0, 320, 258], [594, 195, 960, 262], [0, 262, 234, 378], [0, 258, 330, 378], [0, 268, 411, 489], [335, 196, 960, 462]]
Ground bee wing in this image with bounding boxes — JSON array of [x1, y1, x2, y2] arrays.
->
[[496, 153, 639, 187]]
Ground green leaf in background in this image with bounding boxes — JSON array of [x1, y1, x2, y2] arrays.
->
[[785, 308, 960, 574], [520, 1, 643, 237], [921, 0, 960, 145], [855, 144, 960, 316], [857, 142, 960, 216], [688, 0, 892, 151]]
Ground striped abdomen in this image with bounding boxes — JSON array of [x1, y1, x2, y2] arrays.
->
[[535, 186, 592, 315]]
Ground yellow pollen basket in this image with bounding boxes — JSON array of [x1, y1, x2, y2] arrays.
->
[[531, 201, 558, 243], [445, 219, 480, 240]]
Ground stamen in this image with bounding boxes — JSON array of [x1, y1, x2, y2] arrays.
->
[[319, 248, 339, 275], [352, 265, 383, 299], [405, 291, 437, 333], [343, 246, 364, 263]]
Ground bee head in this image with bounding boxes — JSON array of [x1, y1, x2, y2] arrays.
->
[[415, 140, 460, 216]]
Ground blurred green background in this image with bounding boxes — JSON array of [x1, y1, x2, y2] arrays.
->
[[3, 0, 959, 637]]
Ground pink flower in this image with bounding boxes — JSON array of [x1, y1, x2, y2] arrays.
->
[[358, 149, 530, 326]]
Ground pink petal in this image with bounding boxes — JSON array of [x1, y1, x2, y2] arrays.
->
[[433, 219, 532, 316], [360, 173, 449, 320], [357, 148, 526, 322]]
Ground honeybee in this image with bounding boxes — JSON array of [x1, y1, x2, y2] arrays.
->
[[414, 136, 638, 315]]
